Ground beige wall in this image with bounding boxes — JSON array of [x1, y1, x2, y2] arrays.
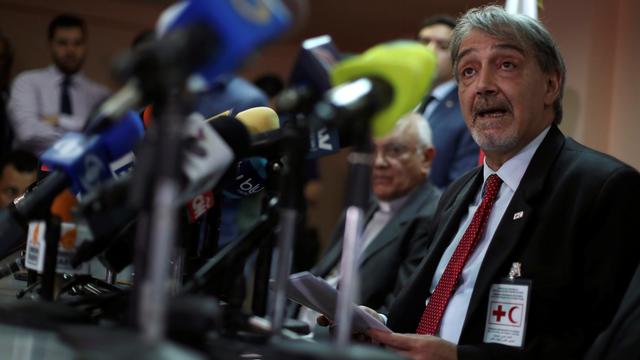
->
[[0, 0, 164, 89], [608, 0, 640, 169], [544, 0, 640, 169]]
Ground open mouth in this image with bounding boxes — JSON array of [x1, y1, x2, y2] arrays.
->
[[474, 106, 510, 120]]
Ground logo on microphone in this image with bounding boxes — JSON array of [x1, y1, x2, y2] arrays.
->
[[316, 127, 334, 151], [231, 0, 272, 24], [234, 174, 264, 196], [187, 191, 214, 223], [79, 154, 108, 192]]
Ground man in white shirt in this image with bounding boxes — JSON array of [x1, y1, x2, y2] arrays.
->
[[8, 14, 109, 155], [354, 6, 640, 360], [416, 16, 479, 189]]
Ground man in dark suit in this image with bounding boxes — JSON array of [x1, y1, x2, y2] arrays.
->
[[297, 113, 441, 327], [416, 16, 479, 189], [365, 6, 640, 359]]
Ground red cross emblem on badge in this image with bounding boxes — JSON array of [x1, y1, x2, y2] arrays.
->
[[490, 303, 521, 326]]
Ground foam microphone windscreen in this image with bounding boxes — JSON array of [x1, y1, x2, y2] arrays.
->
[[330, 41, 437, 138], [235, 107, 280, 134]]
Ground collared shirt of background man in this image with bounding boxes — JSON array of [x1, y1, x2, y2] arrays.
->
[[416, 15, 479, 189]]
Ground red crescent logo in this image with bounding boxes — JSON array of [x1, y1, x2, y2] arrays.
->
[[508, 306, 520, 324]]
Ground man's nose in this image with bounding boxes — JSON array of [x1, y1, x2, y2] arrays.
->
[[476, 68, 498, 96], [373, 150, 389, 167]]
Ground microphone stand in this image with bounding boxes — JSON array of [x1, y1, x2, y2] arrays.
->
[[268, 117, 309, 336], [125, 58, 191, 343], [118, 24, 217, 343], [133, 93, 185, 343], [182, 197, 280, 297], [40, 214, 61, 301], [310, 78, 389, 350], [252, 159, 282, 317], [334, 117, 371, 349]]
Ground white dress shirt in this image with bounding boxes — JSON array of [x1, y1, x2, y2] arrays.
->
[[429, 126, 550, 344], [8, 65, 110, 155], [423, 79, 457, 120]]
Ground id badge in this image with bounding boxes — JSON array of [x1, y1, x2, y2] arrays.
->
[[483, 263, 532, 348]]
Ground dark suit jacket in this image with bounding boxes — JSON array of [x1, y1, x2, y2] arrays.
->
[[312, 181, 441, 313], [387, 125, 640, 359], [585, 264, 640, 360], [419, 86, 479, 189]]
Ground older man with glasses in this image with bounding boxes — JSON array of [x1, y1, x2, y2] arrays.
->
[[294, 112, 442, 335]]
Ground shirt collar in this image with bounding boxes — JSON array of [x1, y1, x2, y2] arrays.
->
[[376, 191, 411, 213], [482, 126, 551, 192], [430, 79, 456, 102], [48, 65, 81, 84]]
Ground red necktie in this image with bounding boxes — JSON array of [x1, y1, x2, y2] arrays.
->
[[416, 174, 503, 335]]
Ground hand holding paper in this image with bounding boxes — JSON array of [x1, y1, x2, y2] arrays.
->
[[287, 271, 391, 333]]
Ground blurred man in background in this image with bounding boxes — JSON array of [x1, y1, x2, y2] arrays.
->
[[416, 15, 479, 189], [8, 14, 109, 155]]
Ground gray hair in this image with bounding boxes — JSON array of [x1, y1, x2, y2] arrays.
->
[[450, 5, 566, 124], [395, 112, 433, 149]]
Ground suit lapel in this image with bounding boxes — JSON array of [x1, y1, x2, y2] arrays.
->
[[429, 169, 483, 261], [412, 170, 483, 297], [462, 126, 566, 330], [312, 204, 378, 277], [430, 87, 459, 122], [359, 182, 434, 266], [390, 171, 483, 331]]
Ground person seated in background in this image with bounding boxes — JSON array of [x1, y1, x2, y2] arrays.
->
[[7, 14, 109, 156], [0, 150, 38, 208], [296, 112, 442, 331]]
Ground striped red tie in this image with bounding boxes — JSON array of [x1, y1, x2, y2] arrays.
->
[[416, 174, 503, 335]]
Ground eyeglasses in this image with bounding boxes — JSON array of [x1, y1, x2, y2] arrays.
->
[[373, 143, 419, 161]]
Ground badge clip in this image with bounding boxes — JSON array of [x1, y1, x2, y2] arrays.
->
[[508, 262, 522, 281]]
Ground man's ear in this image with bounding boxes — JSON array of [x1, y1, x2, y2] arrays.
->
[[544, 71, 561, 107], [421, 147, 436, 175]]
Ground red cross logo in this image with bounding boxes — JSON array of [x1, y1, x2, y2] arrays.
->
[[492, 305, 506, 322]]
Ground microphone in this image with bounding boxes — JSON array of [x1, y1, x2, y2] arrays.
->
[[155, 0, 291, 92], [219, 107, 279, 200], [276, 35, 345, 159], [87, 0, 291, 130], [0, 112, 145, 259], [72, 108, 280, 269], [323, 40, 437, 137], [40, 111, 145, 195], [179, 107, 279, 205]]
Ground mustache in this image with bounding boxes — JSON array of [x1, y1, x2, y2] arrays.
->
[[472, 97, 511, 118]]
